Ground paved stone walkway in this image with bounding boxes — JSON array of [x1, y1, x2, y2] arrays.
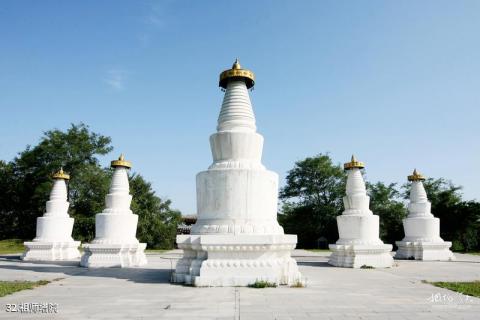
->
[[0, 250, 479, 319]]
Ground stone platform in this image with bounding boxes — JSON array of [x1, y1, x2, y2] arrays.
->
[[329, 243, 394, 268], [22, 241, 80, 261], [80, 243, 147, 268], [0, 250, 479, 319], [173, 234, 301, 286], [395, 241, 455, 261]]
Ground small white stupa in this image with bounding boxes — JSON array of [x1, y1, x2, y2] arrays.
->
[[80, 155, 147, 268], [329, 156, 393, 268], [22, 169, 81, 261], [395, 169, 454, 261], [173, 59, 302, 286]]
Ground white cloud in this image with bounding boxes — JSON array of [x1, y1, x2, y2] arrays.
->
[[137, 2, 171, 48], [104, 69, 127, 91], [144, 2, 167, 29]]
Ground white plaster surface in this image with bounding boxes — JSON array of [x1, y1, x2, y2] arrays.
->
[[329, 168, 393, 268], [80, 166, 146, 268], [0, 250, 479, 319], [175, 78, 301, 286], [22, 178, 80, 261], [396, 180, 454, 261]]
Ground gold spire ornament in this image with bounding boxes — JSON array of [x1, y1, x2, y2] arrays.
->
[[52, 167, 70, 180], [219, 58, 255, 89], [110, 154, 132, 169], [344, 155, 365, 170], [408, 169, 426, 181]]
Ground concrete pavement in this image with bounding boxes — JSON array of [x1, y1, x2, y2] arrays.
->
[[0, 250, 479, 319]]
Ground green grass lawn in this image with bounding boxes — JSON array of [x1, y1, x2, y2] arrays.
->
[[0, 280, 50, 297], [429, 281, 480, 298], [0, 239, 175, 254], [452, 251, 480, 256], [0, 239, 24, 254]]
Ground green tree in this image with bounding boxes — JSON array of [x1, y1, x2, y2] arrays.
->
[[69, 165, 111, 243], [367, 182, 407, 247], [0, 161, 17, 238], [130, 174, 181, 249], [279, 154, 345, 248]]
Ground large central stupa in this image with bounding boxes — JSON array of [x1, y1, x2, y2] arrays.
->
[[173, 59, 302, 287]]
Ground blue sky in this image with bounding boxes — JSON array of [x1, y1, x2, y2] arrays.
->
[[1, 1, 479, 214]]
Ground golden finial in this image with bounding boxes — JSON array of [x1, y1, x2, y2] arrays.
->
[[219, 58, 255, 89], [52, 167, 70, 180], [111, 154, 132, 169], [408, 169, 425, 181], [232, 58, 241, 69], [344, 154, 365, 170]]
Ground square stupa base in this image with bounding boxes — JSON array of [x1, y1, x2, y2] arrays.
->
[[22, 241, 81, 261], [395, 241, 455, 261], [328, 243, 393, 268], [80, 243, 147, 268], [173, 234, 303, 287]]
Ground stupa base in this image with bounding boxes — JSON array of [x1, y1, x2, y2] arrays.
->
[[328, 243, 393, 268], [80, 243, 147, 268], [395, 241, 455, 261], [173, 234, 303, 287], [22, 241, 81, 261]]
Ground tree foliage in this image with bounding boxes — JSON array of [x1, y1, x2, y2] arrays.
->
[[367, 182, 407, 247], [279, 154, 344, 248], [0, 124, 181, 249], [130, 174, 181, 249]]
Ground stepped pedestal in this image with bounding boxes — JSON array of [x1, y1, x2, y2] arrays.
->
[[174, 234, 299, 287], [395, 170, 454, 261], [22, 169, 81, 261], [329, 157, 393, 268], [173, 60, 302, 286], [80, 155, 147, 268]]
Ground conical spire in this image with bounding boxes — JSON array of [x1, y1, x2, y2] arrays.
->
[[408, 169, 428, 204], [217, 59, 257, 132], [46, 170, 70, 216]]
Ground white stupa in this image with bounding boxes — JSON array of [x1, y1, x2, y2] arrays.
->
[[329, 156, 393, 268], [395, 169, 454, 261], [22, 169, 81, 261], [173, 59, 302, 286], [80, 155, 147, 268]]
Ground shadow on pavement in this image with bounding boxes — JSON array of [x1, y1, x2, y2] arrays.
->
[[297, 261, 332, 268], [0, 259, 172, 284]]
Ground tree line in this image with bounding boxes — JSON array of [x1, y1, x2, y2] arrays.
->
[[279, 154, 480, 251], [1, 125, 478, 251]]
